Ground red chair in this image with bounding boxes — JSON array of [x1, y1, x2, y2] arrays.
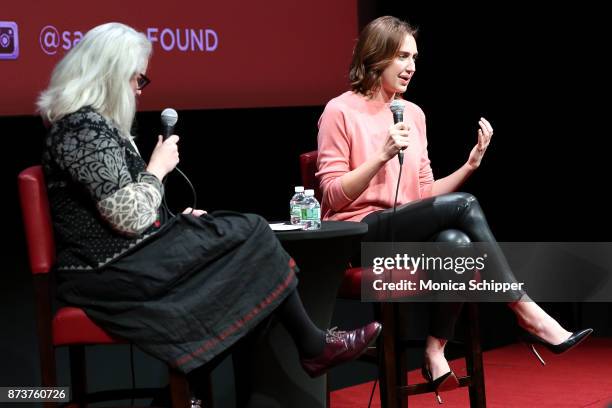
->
[[18, 165, 210, 408], [299, 151, 486, 408]]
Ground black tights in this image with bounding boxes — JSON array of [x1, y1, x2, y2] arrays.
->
[[276, 289, 325, 357], [361, 192, 525, 339], [188, 289, 324, 401]]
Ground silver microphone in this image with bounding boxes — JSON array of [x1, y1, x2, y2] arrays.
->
[[389, 100, 406, 164], [161, 108, 178, 140]]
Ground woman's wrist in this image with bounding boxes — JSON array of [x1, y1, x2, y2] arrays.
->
[[464, 161, 479, 172], [145, 165, 165, 181], [379, 151, 393, 164]]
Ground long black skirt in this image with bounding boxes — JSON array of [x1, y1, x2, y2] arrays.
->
[[56, 211, 298, 374]]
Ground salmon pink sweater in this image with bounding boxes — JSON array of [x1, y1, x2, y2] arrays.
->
[[316, 91, 434, 222]]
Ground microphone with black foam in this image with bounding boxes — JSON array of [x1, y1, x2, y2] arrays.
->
[[160, 108, 178, 140], [389, 100, 406, 165]]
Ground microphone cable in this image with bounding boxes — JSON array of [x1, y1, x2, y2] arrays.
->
[[367, 378, 378, 408], [162, 166, 197, 217], [391, 156, 404, 242]]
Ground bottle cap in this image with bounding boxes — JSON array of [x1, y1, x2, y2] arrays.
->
[[294, 186, 304, 192], [304, 189, 314, 196]]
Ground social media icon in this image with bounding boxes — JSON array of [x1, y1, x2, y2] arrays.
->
[[0, 21, 19, 60], [40, 25, 60, 55]]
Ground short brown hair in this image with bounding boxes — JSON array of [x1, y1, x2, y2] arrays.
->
[[349, 16, 417, 96]]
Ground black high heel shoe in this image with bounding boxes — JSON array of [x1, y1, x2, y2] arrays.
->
[[421, 366, 459, 404], [520, 328, 593, 365]]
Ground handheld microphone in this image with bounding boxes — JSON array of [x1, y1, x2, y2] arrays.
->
[[158, 107, 198, 218], [389, 100, 405, 165], [389, 100, 406, 242], [160, 108, 178, 140]]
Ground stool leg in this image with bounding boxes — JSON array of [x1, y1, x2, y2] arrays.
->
[[465, 303, 486, 408], [39, 341, 57, 408], [169, 368, 191, 408], [201, 373, 214, 408], [378, 302, 401, 408], [34, 275, 58, 408], [69, 346, 87, 408], [326, 376, 331, 407], [398, 340, 407, 408]]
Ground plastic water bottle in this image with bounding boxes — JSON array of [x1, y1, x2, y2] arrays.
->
[[301, 189, 321, 230], [290, 186, 305, 225]]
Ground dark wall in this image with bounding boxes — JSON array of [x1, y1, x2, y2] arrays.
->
[[3, 0, 609, 403], [378, 2, 610, 241]]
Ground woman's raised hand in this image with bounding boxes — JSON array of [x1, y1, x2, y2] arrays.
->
[[466, 117, 493, 170]]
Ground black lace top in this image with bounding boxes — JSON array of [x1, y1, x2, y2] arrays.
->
[[42, 107, 166, 271]]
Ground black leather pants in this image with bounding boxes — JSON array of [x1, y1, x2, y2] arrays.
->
[[361, 192, 525, 339]]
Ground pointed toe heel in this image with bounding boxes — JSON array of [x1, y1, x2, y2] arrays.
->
[[521, 328, 593, 365], [422, 366, 459, 404]]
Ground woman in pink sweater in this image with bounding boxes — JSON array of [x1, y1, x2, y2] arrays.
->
[[317, 15, 592, 401]]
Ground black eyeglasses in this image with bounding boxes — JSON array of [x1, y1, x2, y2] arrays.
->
[[136, 73, 151, 90]]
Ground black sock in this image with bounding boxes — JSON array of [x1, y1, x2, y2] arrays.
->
[[277, 290, 325, 358]]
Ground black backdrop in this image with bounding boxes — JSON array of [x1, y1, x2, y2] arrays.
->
[[3, 0, 610, 403]]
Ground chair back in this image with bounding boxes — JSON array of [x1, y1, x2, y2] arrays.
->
[[298, 150, 322, 202], [18, 165, 55, 275]]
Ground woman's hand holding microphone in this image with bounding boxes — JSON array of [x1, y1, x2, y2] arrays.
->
[[146, 135, 180, 181], [380, 122, 411, 163]]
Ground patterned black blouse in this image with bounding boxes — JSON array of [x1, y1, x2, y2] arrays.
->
[[42, 107, 166, 271]]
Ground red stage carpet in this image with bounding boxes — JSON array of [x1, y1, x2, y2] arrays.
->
[[331, 338, 612, 407]]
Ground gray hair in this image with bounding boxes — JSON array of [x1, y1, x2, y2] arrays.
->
[[37, 22, 152, 138]]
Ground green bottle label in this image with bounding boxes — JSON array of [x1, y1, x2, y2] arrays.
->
[[301, 207, 320, 220]]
